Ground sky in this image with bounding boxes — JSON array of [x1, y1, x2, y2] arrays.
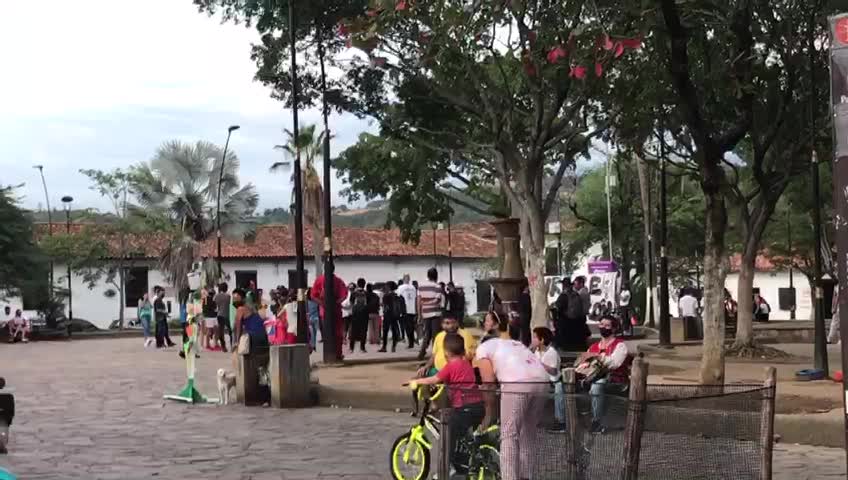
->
[[0, 0, 373, 214]]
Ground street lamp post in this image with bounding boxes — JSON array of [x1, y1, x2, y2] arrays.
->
[[216, 125, 241, 281], [810, 11, 828, 375], [447, 210, 453, 283], [289, 0, 308, 343], [61, 196, 74, 322], [34, 165, 53, 293]]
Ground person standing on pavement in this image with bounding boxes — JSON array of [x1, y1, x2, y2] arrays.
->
[[553, 278, 588, 350], [678, 288, 701, 338], [310, 273, 349, 360], [379, 281, 404, 353], [366, 283, 381, 345], [418, 268, 445, 361], [341, 282, 355, 344], [397, 275, 418, 349], [138, 293, 154, 348], [829, 286, 841, 345], [153, 286, 175, 348], [350, 279, 370, 353], [574, 276, 591, 320], [214, 283, 232, 352], [307, 288, 320, 352], [618, 282, 632, 336]]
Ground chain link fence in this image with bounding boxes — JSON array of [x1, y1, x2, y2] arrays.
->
[[438, 362, 775, 480]]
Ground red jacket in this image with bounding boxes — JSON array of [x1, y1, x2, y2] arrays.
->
[[588, 337, 631, 384]]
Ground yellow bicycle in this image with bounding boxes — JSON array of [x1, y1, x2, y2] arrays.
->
[[390, 382, 500, 480]]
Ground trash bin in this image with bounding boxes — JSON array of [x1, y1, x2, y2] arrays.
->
[[683, 316, 703, 341]]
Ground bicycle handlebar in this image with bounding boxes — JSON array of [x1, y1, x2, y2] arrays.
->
[[405, 381, 445, 402]]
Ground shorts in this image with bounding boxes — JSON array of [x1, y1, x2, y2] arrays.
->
[[204, 317, 218, 329]]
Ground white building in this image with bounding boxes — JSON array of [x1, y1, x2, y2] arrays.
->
[[10, 224, 498, 329]]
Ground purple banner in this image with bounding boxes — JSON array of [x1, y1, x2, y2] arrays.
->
[[588, 261, 618, 274]]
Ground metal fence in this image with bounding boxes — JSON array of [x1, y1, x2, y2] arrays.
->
[[438, 359, 776, 480]]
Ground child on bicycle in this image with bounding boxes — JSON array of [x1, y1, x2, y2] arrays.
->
[[410, 333, 484, 474]]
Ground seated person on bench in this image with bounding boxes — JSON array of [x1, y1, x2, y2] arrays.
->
[[7, 310, 30, 344], [576, 315, 631, 434]]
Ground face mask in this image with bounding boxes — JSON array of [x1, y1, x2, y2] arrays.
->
[[599, 327, 613, 338]]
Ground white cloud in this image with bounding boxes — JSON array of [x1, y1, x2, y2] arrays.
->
[[0, 0, 375, 213]]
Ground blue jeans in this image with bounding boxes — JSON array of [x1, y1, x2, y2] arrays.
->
[[589, 378, 628, 424], [309, 317, 319, 349], [140, 316, 151, 337], [553, 382, 565, 423]]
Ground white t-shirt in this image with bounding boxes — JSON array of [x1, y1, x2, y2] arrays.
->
[[475, 339, 549, 383], [679, 295, 699, 318], [0, 308, 11, 327], [396, 283, 417, 315], [535, 347, 561, 382], [619, 290, 631, 307]]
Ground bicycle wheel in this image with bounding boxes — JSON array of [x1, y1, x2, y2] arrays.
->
[[469, 444, 500, 480], [390, 433, 430, 480]]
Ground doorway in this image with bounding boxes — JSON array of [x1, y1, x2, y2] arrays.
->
[[235, 270, 258, 290]]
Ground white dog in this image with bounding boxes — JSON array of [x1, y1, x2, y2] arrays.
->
[[216, 368, 237, 405]]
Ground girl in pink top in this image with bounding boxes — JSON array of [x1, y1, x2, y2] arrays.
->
[[475, 337, 548, 480]]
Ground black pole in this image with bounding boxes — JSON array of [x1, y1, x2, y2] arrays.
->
[[217, 127, 237, 281], [659, 121, 671, 346], [433, 223, 437, 266], [811, 10, 828, 375], [646, 162, 655, 328], [318, 37, 338, 364], [828, 13, 848, 468], [65, 207, 72, 322], [788, 204, 796, 320], [447, 212, 453, 283], [290, 1, 308, 344]]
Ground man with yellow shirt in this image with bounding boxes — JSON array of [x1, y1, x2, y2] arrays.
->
[[416, 315, 477, 376]]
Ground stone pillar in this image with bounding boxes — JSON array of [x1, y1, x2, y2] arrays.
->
[[269, 344, 312, 408]]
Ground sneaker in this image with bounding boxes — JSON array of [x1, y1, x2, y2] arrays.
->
[[391, 345, 397, 353], [590, 421, 606, 435], [377, 348, 387, 353]]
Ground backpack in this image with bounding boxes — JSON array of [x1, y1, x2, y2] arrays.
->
[[352, 290, 368, 316], [388, 293, 406, 319]]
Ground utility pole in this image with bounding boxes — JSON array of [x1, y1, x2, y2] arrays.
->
[[827, 11, 848, 471], [788, 205, 796, 320], [34, 165, 53, 294], [290, 1, 308, 343], [216, 125, 240, 281], [812, 10, 828, 375], [318, 36, 338, 364], [659, 118, 671, 347]]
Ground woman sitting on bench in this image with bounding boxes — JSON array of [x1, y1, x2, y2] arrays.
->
[[7, 310, 29, 344], [576, 315, 631, 434]]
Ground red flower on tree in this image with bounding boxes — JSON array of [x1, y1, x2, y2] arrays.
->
[[569, 65, 586, 79], [595, 62, 604, 77], [396, 0, 407, 11], [546, 45, 568, 64]]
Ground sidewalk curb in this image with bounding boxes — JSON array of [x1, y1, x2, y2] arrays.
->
[[775, 412, 845, 448], [314, 385, 846, 448]]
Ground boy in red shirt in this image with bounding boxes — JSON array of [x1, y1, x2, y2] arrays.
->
[[410, 333, 483, 473]]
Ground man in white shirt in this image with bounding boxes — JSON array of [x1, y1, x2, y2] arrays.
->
[[396, 275, 418, 349], [0, 306, 11, 329], [678, 288, 701, 339]]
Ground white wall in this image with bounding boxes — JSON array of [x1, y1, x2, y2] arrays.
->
[[20, 257, 490, 330], [724, 271, 813, 321]]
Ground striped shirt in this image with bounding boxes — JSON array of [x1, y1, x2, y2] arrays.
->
[[418, 281, 444, 319]]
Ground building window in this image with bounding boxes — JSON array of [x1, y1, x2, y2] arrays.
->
[[124, 267, 149, 308]]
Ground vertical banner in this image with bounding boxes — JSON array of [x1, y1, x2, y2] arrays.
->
[[828, 13, 848, 464]]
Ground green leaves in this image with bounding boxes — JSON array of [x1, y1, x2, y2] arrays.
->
[[0, 187, 47, 299]]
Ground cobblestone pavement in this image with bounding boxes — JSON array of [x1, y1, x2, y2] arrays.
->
[[0, 338, 844, 479]]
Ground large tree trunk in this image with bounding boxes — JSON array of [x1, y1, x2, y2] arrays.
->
[[700, 190, 729, 384], [635, 150, 654, 327], [734, 254, 756, 346]]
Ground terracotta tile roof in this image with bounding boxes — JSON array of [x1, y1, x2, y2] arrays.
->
[[34, 223, 497, 260], [728, 253, 782, 273]]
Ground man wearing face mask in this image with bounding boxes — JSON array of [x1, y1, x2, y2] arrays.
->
[[576, 315, 631, 434]]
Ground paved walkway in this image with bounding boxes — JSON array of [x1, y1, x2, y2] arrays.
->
[[0, 338, 844, 479]]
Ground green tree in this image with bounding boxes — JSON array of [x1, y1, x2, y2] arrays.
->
[[0, 186, 47, 300], [130, 140, 259, 293], [632, 0, 835, 383], [271, 124, 326, 276], [330, 1, 644, 327]]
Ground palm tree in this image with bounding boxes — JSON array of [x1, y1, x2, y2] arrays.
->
[[271, 124, 326, 276], [131, 140, 258, 292]]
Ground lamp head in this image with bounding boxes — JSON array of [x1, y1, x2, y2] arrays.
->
[[61, 195, 73, 211], [228, 125, 241, 133]]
